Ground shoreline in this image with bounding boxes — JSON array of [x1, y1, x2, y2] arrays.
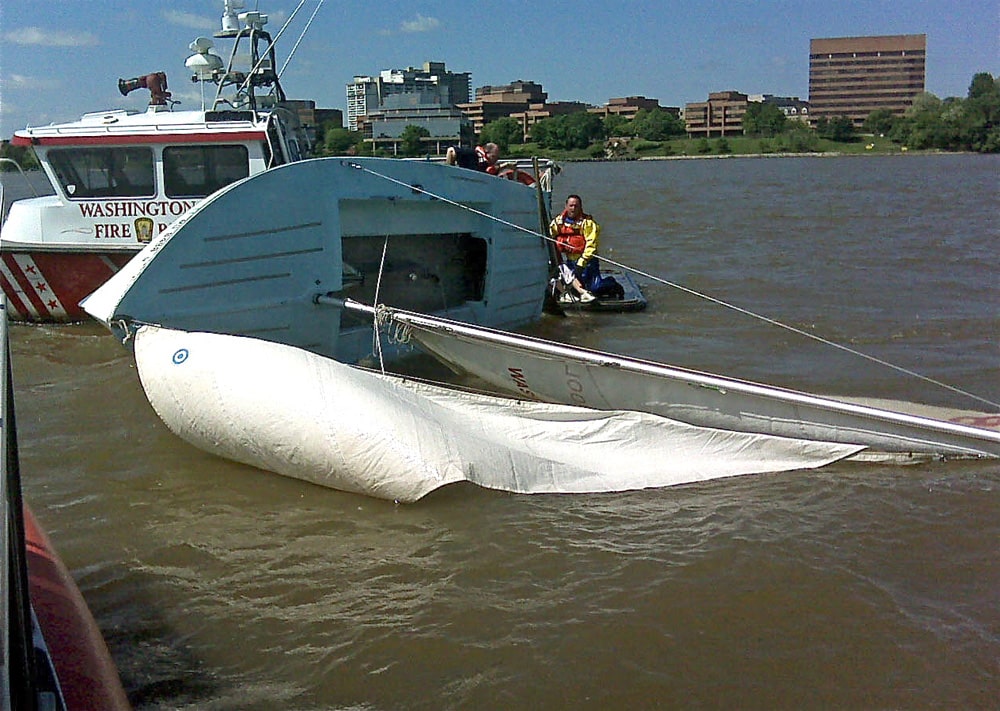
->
[[549, 149, 982, 163]]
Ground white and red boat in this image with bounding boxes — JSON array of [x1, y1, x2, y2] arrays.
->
[[1, 0, 311, 322]]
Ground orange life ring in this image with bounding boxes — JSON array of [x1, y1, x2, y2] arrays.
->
[[497, 168, 536, 186]]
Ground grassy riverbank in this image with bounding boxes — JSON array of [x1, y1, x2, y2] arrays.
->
[[505, 134, 915, 161]]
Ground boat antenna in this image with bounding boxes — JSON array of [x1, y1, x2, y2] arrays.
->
[[342, 159, 1000, 412]]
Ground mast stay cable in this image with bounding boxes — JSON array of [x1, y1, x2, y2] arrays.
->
[[343, 160, 1000, 411]]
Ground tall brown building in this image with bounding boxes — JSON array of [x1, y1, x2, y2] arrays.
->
[[684, 91, 749, 137], [809, 34, 926, 127]]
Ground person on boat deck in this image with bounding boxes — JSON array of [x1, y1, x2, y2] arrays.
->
[[550, 194, 622, 303], [446, 142, 501, 174]]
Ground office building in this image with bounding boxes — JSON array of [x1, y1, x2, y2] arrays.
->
[[457, 82, 548, 136], [346, 61, 471, 130], [748, 95, 811, 123], [510, 101, 590, 141], [684, 91, 749, 137], [588, 96, 668, 123], [809, 35, 926, 126], [359, 93, 473, 155]]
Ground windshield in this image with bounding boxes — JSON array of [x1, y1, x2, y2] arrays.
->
[[48, 147, 155, 199], [163, 145, 249, 198]]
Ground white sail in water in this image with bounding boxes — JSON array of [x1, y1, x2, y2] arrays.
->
[[329, 300, 1000, 461], [132, 325, 865, 502]]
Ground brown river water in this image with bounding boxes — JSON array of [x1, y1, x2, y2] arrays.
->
[[6, 154, 999, 709]]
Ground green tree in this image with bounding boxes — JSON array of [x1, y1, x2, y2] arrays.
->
[[602, 113, 632, 137], [888, 115, 915, 146], [742, 102, 787, 137], [960, 72, 1000, 152], [479, 117, 523, 151], [879, 78, 999, 153], [816, 115, 857, 142], [631, 108, 686, 140], [903, 93, 950, 149], [781, 122, 820, 152], [321, 126, 361, 155], [0, 141, 40, 170], [531, 112, 605, 150], [863, 109, 896, 136], [968, 72, 998, 101], [399, 125, 430, 157]]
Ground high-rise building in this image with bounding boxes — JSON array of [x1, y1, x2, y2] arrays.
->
[[809, 35, 926, 127], [346, 61, 471, 130], [360, 93, 474, 155]]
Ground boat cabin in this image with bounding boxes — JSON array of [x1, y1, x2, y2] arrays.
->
[[0, 3, 313, 321], [7, 105, 305, 248]]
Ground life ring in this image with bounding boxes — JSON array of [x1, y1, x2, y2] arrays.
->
[[497, 167, 536, 186]]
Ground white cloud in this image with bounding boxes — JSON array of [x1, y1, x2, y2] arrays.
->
[[8, 74, 63, 91], [162, 10, 217, 31], [3, 27, 99, 47], [399, 14, 440, 33]]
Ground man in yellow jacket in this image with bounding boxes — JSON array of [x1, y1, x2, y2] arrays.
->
[[550, 194, 601, 303]]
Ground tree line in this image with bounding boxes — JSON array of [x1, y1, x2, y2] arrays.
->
[[5, 72, 994, 168], [862, 73, 999, 152], [315, 71, 997, 158]]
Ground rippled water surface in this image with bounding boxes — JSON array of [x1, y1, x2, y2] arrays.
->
[[8, 154, 999, 709]]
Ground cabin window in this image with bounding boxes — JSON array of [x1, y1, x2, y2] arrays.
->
[[48, 147, 155, 199], [163, 145, 250, 198]]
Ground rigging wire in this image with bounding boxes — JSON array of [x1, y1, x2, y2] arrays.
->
[[279, 0, 325, 79], [345, 160, 1000, 411], [372, 236, 390, 375], [234, 0, 307, 99]]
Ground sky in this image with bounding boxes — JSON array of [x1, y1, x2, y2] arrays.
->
[[1, 0, 997, 136]]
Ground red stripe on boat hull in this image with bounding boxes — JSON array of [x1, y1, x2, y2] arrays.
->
[[0, 250, 136, 322]]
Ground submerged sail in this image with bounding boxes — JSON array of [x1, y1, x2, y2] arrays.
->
[[132, 325, 864, 502], [334, 301, 1000, 460]]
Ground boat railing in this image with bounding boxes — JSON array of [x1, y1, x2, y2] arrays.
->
[[0, 158, 41, 226], [417, 155, 559, 191], [21, 115, 266, 139]]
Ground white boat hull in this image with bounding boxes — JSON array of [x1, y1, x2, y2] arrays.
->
[[84, 157, 552, 364], [342, 304, 1000, 460]]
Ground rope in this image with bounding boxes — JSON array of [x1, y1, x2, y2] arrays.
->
[[345, 160, 999, 411]]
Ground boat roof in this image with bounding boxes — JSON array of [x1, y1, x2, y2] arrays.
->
[[12, 106, 271, 146]]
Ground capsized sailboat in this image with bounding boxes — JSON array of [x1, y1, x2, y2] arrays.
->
[[82, 156, 557, 365], [130, 324, 864, 502], [329, 299, 1000, 461]]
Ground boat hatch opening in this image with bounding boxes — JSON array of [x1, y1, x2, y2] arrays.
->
[[338, 232, 488, 322], [163, 145, 249, 199], [48, 147, 155, 199]]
